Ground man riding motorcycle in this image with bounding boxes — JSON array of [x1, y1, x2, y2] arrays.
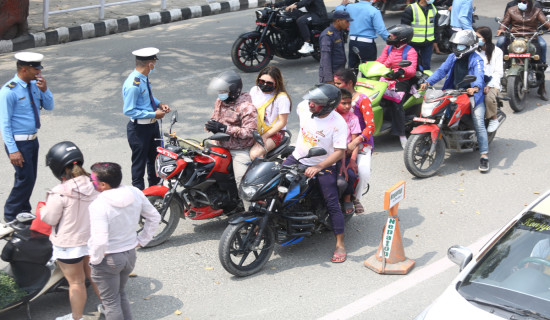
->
[[420, 29, 490, 172], [497, 0, 550, 99]]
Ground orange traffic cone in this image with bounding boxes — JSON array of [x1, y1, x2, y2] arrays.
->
[[364, 181, 415, 275]]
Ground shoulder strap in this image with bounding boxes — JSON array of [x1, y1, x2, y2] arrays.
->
[[387, 45, 393, 56], [402, 45, 411, 60]]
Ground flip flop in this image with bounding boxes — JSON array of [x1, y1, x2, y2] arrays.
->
[[353, 199, 365, 214], [331, 252, 347, 263], [343, 201, 355, 215]]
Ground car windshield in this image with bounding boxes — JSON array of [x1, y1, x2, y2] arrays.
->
[[457, 211, 550, 318]]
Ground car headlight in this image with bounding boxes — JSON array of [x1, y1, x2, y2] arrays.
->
[[510, 39, 527, 54], [240, 185, 263, 201]]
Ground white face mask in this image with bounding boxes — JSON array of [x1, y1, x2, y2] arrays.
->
[[518, 2, 527, 10]]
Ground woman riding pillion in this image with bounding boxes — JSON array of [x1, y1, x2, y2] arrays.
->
[[249, 66, 291, 160], [41, 141, 102, 320], [420, 29, 490, 173], [283, 84, 349, 263]]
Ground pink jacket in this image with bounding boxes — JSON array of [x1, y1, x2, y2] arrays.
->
[[376, 45, 418, 80], [41, 175, 99, 248]]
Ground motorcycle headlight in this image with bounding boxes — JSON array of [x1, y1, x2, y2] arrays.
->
[[421, 101, 440, 117], [255, 10, 264, 20], [240, 185, 263, 201], [510, 39, 527, 54], [155, 155, 176, 180]]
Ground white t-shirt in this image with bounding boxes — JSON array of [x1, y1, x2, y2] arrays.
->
[[531, 238, 550, 259], [478, 47, 503, 90], [292, 100, 347, 166], [249, 86, 291, 129]]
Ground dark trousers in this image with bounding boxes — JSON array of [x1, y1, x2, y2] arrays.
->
[[411, 43, 433, 70], [382, 98, 406, 137], [335, 157, 357, 196], [296, 13, 321, 42], [348, 40, 377, 69], [4, 139, 39, 222], [283, 155, 345, 234], [127, 121, 161, 190], [91, 249, 137, 320]]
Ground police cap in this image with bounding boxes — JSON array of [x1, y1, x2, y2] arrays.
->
[[132, 47, 160, 61], [15, 52, 44, 69]]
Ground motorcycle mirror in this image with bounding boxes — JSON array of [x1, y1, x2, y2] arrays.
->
[[352, 46, 360, 55], [495, 17, 501, 23], [171, 110, 178, 124], [415, 71, 423, 78], [209, 133, 231, 141], [16, 212, 36, 223], [253, 131, 265, 147], [399, 60, 412, 67], [462, 75, 477, 83], [306, 147, 327, 158]]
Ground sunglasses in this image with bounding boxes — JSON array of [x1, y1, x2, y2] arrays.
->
[[257, 79, 275, 86]]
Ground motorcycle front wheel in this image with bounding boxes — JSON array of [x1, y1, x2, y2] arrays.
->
[[139, 195, 182, 248], [404, 133, 446, 178], [231, 35, 272, 73], [218, 221, 274, 277], [506, 75, 526, 112]]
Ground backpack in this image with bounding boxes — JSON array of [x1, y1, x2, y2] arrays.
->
[[387, 45, 424, 72]]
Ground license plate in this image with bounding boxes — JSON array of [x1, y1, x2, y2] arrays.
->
[[509, 53, 530, 58], [256, 22, 267, 26], [413, 117, 436, 123]]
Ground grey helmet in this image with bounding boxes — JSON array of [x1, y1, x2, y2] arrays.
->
[[450, 29, 478, 59], [302, 84, 342, 118], [207, 70, 243, 103]]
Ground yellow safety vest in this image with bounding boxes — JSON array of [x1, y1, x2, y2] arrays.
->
[[410, 3, 436, 43], [256, 92, 287, 134]]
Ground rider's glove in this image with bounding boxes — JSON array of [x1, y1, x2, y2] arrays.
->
[[205, 120, 227, 133], [394, 68, 405, 79]]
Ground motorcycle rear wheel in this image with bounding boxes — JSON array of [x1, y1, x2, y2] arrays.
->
[[404, 133, 446, 178], [506, 75, 526, 112], [139, 195, 182, 248], [231, 35, 272, 73], [218, 221, 274, 277]]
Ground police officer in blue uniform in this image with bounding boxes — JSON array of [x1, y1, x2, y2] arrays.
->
[[319, 11, 353, 83], [0, 52, 54, 222], [123, 47, 171, 190], [336, 0, 389, 68]]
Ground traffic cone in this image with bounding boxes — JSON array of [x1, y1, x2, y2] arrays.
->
[[364, 181, 415, 275]]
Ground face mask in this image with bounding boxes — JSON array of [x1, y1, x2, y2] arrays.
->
[[426, 0, 434, 4], [456, 44, 467, 51], [518, 2, 527, 10], [149, 63, 155, 75], [218, 93, 229, 101], [478, 39, 485, 47], [258, 83, 275, 93]]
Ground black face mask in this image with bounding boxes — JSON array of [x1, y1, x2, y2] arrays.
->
[[258, 83, 275, 93]]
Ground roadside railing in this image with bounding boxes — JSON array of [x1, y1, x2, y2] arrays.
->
[[43, 0, 167, 29]]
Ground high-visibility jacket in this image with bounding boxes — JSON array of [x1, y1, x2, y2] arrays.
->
[[410, 2, 437, 43]]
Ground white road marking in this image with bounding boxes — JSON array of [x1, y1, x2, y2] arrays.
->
[[318, 232, 495, 320]]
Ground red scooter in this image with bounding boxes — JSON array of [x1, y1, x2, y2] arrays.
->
[[403, 75, 506, 178], [139, 112, 292, 247]]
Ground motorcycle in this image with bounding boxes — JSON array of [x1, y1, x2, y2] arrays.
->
[[496, 17, 548, 112], [372, 0, 410, 15], [403, 75, 507, 178], [231, 5, 330, 72], [537, 0, 550, 18], [140, 112, 292, 247], [354, 57, 431, 137], [0, 213, 66, 318], [434, 5, 478, 55], [218, 135, 354, 277]]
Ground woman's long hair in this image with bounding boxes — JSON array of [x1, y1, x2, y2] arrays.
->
[[256, 66, 292, 111], [61, 162, 89, 181], [476, 26, 495, 64]]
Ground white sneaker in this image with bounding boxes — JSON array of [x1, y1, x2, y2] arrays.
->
[[399, 136, 408, 149], [298, 42, 314, 54], [98, 303, 105, 315], [487, 119, 499, 133], [55, 313, 83, 320]]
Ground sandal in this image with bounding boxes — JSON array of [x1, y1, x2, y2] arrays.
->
[[343, 201, 355, 215], [331, 252, 347, 263], [353, 198, 365, 214]]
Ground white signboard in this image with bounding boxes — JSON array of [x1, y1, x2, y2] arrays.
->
[[388, 183, 405, 208]]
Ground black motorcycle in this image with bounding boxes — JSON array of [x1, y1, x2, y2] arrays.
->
[[231, 6, 330, 72], [434, 4, 478, 55], [218, 136, 353, 277]]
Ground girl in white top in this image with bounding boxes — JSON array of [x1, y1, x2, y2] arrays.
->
[[249, 66, 292, 160], [476, 26, 504, 133]]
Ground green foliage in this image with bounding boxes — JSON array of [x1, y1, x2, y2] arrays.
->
[[0, 271, 26, 309]]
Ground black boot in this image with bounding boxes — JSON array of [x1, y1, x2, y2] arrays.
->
[[538, 84, 548, 101]]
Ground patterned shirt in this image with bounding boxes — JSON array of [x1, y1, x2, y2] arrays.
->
[[210, 93, 257, 150]]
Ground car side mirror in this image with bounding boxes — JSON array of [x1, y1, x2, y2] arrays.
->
[[448, 245, 473, 271]]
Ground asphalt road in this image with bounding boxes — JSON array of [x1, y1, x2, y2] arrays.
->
[[1, 1, 550, 319]]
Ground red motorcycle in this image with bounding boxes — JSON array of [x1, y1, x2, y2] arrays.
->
[[139, 112, 292, 247], [404, 75, 507, 178]]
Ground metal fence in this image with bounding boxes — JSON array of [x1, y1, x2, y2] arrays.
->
[[42, 0, 168, 28]]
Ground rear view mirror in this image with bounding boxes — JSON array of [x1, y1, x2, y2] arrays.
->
[[463, 75, 477, 83], [448, 245, 473, 271], [399, 60, 412, 68], [16, 212, 36, 223], [306, 147, 327, 158], [253, 131, 264, 147], [171, 110, 178, 125]]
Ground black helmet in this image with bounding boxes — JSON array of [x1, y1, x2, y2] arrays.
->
[[386, 24, 414, 47], [450, 29, 478, 59], [303, 84, 341, 118], [45, 141, 84, 180], [207, 70, 243, 103]]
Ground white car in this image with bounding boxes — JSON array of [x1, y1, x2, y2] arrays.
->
[[415, 191, 550, 320]]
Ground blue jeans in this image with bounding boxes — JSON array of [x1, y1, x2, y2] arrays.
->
[[497, 35, 546, 63], [471, 98, 488, 155]]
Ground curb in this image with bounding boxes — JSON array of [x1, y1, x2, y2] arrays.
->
[[0, 0, 266, 54]]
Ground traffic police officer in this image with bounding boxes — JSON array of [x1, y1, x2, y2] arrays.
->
[[336, 0, 389, 68], [0, 52, 54, 222], [319, 11, 353, 83], [123, 47, 171, 190], [401, 0, 438, 70]]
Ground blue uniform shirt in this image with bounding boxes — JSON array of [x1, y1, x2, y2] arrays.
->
[[450, 0, 473, 30], [335, 1, 389, 40], [122, 69, 160, 119], [0, 74, 54, 153], [319, 24, 347, 83]]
